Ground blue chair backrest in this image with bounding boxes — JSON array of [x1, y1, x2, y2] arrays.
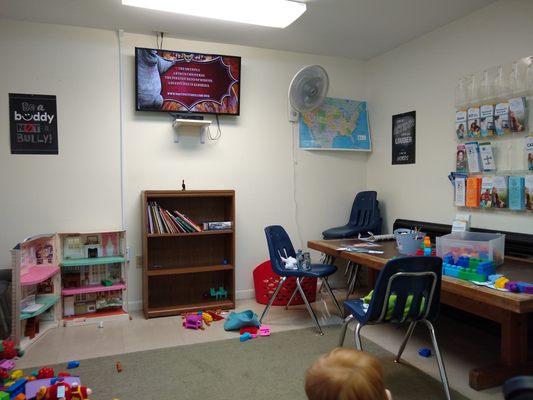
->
[[366, 256, 442, 323], [265, 225, 296, 276], [348, 191, 378, 226]]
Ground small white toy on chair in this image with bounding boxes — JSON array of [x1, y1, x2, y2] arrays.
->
[[281, 256, 299, 270]]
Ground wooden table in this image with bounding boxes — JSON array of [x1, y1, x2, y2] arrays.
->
[[308, 238, 533, 390]]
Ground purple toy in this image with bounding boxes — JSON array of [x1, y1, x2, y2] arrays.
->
[[0, 360, 15, 371], [183, 314, 203, 330]]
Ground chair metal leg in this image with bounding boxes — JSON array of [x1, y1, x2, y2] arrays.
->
[[322, 277, 343, 316], [260, 276, 286, 323], [422, 320, 451, 400], [346, 264, 360, 300], [297, 277, 324, 335], [395, 321, 417, 363], [285, 278, 304, 309], [338, 315, 354, 346], [354, 322, 363, 351]]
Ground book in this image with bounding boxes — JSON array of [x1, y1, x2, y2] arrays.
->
[[526, 175, 533, 211], [455, 110, 467, 140], [479, 141, 496, 171], [509, 97, 527, 133], [467, 107, 481, 138], [480, 176, 493, 208], [203, 221, 233, 230], [466, 177, 482, 207], [526, 136, 533, 171], [491, 176, 508, 208], [465, 142, 481, 173], [479, 104, 494, 137], [508, 176, 525, 211], [456, 144, 467, 172], [494, 102, 510, 136], [455, 176, 466, 207]]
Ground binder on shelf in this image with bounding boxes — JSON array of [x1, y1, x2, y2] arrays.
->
[[465, 176, 482, 207]]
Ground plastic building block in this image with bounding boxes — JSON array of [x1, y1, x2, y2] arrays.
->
[[240, 332, 252, 342], [202, 312, 213, 325], [5, 378, 26, 398], [495, 277, 509, 289], [37, 368, 54, 379], [58, 372, 71, 377], [0, 392, 7, 400], [13, 393, 25, 400], [66, 360, 80, 369], [259, 325, 271, 337], [488, 274, 503, 283], [183, 314, 203, 330], [10, 371, 23, 380], [0, 361, 15, 371], [206, 311, 224, 321], [418, 348, 432, 357], [116, 361, 122, 373]]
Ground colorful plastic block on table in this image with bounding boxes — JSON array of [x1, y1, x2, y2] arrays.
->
[[183, 314, 203, 330], [0, 392, 8, 400], [442, 254, 495, 282], [0, 361, 15, 371], [504, 281, 533, 294]]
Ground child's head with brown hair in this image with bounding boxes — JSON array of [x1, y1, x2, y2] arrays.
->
[[305, 348, 391, 400]]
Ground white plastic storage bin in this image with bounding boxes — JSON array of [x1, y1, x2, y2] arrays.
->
[[436, 232, 505, 266]]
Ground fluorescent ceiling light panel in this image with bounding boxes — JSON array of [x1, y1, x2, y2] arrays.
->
[[122, 0, 306, 28]]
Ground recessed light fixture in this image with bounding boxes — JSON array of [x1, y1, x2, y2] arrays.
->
[[122, 0, 306, 29]]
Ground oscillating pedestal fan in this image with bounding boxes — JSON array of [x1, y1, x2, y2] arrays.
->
[[288, 65, 329, 122]]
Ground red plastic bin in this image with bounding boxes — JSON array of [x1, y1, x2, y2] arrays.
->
[[253, 260, 317, 306]]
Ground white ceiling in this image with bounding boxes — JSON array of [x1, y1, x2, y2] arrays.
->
[[0, 0, 497, 60]]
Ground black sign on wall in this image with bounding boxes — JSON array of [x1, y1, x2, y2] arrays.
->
[[392, 111, 415, 165], [9, 93, 58, 155]]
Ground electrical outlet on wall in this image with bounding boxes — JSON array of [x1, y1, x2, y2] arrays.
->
[[136, 255, 143, 268]]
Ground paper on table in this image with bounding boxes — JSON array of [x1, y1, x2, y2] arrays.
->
[[336, 243, 381, 250]]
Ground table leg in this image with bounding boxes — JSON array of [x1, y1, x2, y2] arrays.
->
[[469, 313, 533, 390]]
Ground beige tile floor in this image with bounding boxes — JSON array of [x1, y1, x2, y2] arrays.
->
[[17, 289, 503, 400]]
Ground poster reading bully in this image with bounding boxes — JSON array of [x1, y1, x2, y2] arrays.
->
[[9, 93, 58, 155]]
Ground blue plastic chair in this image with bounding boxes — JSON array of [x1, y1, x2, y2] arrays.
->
[[260, 225, 342, 335], [338, 256, 451, 400], [322, 191, 382, 240]]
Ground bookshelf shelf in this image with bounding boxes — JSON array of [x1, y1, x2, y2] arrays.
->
[[61, 282, 126, 296], [147, 264, 234, 276], [21, 295, 60, 320], [147, 230, 233, 238], [142, 190, 235, 318], [60, 256, 125, 267]]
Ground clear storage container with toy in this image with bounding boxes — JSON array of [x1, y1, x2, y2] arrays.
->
[[436, 232, 505, 266]]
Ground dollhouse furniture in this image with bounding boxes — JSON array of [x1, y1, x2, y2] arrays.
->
[[11, 234, 61, 350], [59, 231, 128, 326], [142, 190, 235, 318]]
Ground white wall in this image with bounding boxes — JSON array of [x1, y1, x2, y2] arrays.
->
[[364, 0, 533, 234], [0, 20, 122, 261], [0, 20, 368, 306]]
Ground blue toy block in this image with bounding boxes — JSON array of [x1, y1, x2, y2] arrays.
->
[[418, 348, 432, 357], [5, 378, 26, 398], [240, 332, 252, 342], [66, 360, 80, 369], [457, 257, 470, 267], [443, 255, 454, 265], [488, 274, 502, 283]]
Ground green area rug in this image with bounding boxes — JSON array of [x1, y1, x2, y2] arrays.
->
[[31, 326, 469, 400]]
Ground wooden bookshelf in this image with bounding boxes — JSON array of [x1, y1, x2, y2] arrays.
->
[[142, 190, 235, 318]]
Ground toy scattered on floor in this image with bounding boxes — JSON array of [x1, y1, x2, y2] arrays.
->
[[224, 310, 260, 331], [206, 311, 224, 321], [418, 348, 432, 357], [183, 314, 204, 330], [239, 326, 258, 335], [239, 332, 253, 342], [37, 368, 54, 380], [98, 321, 104, 329], [26, 376, 82, 399], [0, 340, 24, 360], [37, 380, 92, 400], [0, 360, 15, 371], [11, 370, 24, 380], [115, 361, 122, 373], [209, 287, 228, 300], [66, 361, 79, 370], [442, 255, 495, 282]]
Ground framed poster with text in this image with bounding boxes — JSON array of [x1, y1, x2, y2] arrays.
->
[[392, 111, 415, 165], [9, 93, 58, 155]]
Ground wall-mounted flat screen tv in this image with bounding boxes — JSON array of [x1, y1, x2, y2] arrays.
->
[[135, 47, 241, 115]]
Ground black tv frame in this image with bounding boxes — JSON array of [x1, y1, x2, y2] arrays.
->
[[134, 47, 241, 116]]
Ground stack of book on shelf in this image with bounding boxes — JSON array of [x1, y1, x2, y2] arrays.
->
[[147, 202, 202, 234]]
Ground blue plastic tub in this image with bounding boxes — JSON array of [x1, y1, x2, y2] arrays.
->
[[394, 228, 426, 255]]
